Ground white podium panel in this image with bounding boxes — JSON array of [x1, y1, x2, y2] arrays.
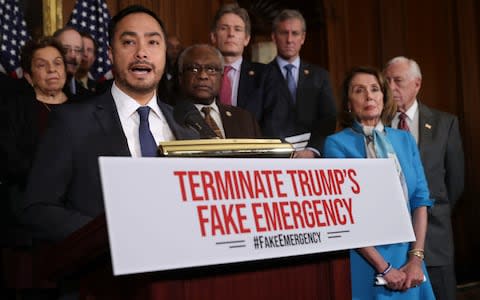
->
[[99, 157, 414, 275]]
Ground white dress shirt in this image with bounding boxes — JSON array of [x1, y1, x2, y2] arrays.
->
[[392, 100, 419, 143], [111, 82, 175, 157]]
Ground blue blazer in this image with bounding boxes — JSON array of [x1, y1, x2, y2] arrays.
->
[[323, 127, 433, 211]]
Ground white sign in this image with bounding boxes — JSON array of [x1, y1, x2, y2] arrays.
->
[[99, 157, 414, 276]]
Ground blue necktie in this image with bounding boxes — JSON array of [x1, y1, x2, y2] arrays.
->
[[137, 106, 157, 157], [284, 64, 296, 102]]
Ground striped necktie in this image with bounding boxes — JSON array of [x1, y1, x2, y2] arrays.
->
[[398, 112, 410, 131], [201, 106, 223, 138]]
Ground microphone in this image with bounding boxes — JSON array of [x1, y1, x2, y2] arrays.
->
[[173, 99, 218, 139]]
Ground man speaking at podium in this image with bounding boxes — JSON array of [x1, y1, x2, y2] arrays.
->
[[176, 44, 262, 139], [19, 5, 198, 241]]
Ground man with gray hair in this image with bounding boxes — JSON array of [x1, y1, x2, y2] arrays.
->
[[263, 9, 336, 158], [384, 56, 464, 300]]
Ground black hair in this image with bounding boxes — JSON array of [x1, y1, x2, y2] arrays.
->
[[108, 5, 167, 45]]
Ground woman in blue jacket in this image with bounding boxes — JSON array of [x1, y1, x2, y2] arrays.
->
[[323, 66, 435, 299]]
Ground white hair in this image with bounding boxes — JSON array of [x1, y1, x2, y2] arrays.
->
[[385, 56, 422, 79]]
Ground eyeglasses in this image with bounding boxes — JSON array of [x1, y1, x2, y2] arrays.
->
[[183, 64, 222, 75], [62, 46, 84, 55]]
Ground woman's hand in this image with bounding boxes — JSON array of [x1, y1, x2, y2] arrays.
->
[[399, 257, 424, 289], [383, 268, 407, 291]]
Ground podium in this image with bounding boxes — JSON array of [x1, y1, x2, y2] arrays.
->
[[36, 215, 351, 300], [34, 140, 353, 299]]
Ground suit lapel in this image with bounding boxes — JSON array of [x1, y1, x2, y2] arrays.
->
[[93, 93, 131, 156], [418, 102, 434, 158], [237, 61, 249, 107], [297, 61, 307, 101], [158, 98, 200, 140], [218, 103, 234, 138]]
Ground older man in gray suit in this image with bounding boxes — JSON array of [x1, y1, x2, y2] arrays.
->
[[384, 56, 464, 300]]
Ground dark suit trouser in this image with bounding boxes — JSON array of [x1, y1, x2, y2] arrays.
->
[[427, 264, 457, 300]]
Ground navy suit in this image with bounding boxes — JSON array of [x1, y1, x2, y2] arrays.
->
[[261, 59, 337, 152], [20, 90, 198, 241], [236, 60, 266, 121]]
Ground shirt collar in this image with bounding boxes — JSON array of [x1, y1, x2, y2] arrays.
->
[[227, 57, 243, 72], [276, 56, 300, 70], [398, 99, 418, 120], [111, 82, 160, 120], [195, 100, 220, 114]]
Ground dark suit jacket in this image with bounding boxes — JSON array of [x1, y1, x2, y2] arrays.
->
[[63, 76, 93, 101], [20, 90, 199, 241], [261, 59, 337, 152], [218, 102, 262, 138], [236, 60, 266, 121], [417, 102, 464, 266]]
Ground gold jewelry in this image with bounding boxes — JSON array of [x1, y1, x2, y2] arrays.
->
[[408, 249, 424, 260]]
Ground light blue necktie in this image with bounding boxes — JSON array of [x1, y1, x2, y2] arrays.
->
[[137, 106, 157, 157], [284, 64, 296, 102]]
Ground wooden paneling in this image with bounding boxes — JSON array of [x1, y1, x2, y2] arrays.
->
[[325, 0, 479, 284], [451, 0, 480, 283]]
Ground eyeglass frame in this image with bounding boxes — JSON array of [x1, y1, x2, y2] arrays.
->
[[62, 45, 84, 55], [182, 64, 222, 76]]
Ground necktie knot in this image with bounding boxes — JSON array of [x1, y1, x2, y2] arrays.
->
[[284, 64, 294, 72], [137, 106, 157, 157], [223, 65, 233, 74], [284, 64, 296, 102], [201, 106, 212, 115], [137, 106, 151, 120]]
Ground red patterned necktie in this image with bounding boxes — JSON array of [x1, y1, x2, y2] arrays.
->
[[219, 65, 233, 105], [398, 112, 410, 131]]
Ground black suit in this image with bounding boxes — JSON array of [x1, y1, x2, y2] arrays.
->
[[235, 60, 266, 121], [261, 59, 337, 152], [417, 102, 464, 300], [63, 76, 93, 101], [20, 90, 198, 241]]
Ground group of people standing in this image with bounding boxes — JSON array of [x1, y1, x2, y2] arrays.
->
[[0, 3, 464, 300]]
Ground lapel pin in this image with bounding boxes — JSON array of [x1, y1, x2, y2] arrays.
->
[[304, 69, 310, 75], [425, 123, 432, 129], [248, 70, 255, 76], [226, 111, 232, 117]]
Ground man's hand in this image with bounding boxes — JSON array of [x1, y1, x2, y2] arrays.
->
[[293, 149, 316, 158]]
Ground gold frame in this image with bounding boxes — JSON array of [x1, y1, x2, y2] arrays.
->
[[42, 0, 63, 35]]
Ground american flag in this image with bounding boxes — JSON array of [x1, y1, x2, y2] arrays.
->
[[67, 0, 112, 80], [0, 0, 31, 78]]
